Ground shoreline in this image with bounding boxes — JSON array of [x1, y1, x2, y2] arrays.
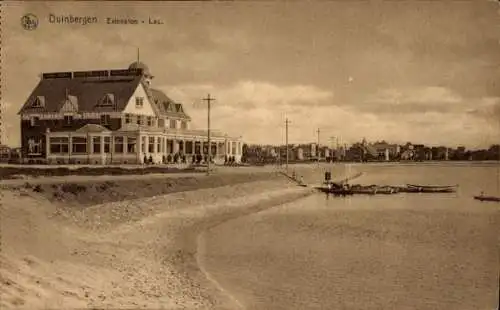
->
[[0, 171, 315, 309], [193, 188, 315, 310]]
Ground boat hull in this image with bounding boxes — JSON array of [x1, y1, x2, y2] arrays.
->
[[474, 196, 500, 202], [406, 184, 457, 193]]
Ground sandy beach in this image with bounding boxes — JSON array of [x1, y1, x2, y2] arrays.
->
[[0, 170, 313, 309]]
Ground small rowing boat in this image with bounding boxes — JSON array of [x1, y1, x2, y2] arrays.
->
[[315, 185, 353, 196], [351, 188, 376, 195], [375, 186, 398, 195], [406, 184, 457, 193], [474, 195, 500, 202], [474, 193, 500, 202]]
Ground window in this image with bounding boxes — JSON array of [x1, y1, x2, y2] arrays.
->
[[158, 118, 165, 127], [156, 137, 161, 153], [147, 116, 153, 126], [92, 137, 101, 154], [231, 142, 237, 155], [210, 142, 217, 155], [135, 97, 144, 108], [218, 142, 225, 155], [195, 141, 201, 154], [27, 137, 42, 154], [137, 115, 143, 126], [186, 141, 194, 154], [100, 114, 111, 126], [148, 137, 155, 153], [64, 115, 73, 126], [167, 140, 174, 154], [104, 137, 111, 153], [125, 114, 131, 124], [100, 94, 114, 106], [114, 136, 124, 153], [169, 119, 177, 129], [49, 137, 69, 154], [72, 137, 87, 154], [127, 137, 137, 153], [31, 96, 45, 108], [181, 121, 187, 129], [30, 117, 40, 127]]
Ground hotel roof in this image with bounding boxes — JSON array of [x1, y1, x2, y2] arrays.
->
[[19, 67, 190, 120]]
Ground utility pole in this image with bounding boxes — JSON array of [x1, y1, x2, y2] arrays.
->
[[330, 136, 336, 163], [285, 118, 290, 173], [317, 128, 321, 166], [202, 94, 215, 175]]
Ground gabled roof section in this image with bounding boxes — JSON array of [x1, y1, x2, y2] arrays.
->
[[32, 96, 45, 108], [149, 88, 191, 120], [96, 93, 115, 108], [22, 95, 47, 113], [19, 74, 143, 115], [60, 95, 79, 113], [75, 124, 111, 133]]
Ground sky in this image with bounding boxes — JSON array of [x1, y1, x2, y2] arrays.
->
[[1, 1, 500, 149]]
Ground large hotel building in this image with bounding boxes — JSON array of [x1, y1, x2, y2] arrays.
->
[[18, 61, 243, 164]]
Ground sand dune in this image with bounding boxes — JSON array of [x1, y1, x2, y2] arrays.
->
[[0, 173, 313, 309]]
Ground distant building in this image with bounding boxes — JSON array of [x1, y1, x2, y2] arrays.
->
[[18, 61, 243, 164], [371, 141, 400, 161], [0, 145, 10, 162], [296, 147, 304, 160]]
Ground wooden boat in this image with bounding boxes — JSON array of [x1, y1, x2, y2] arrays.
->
[[406, 184, 457, 193], [315, 185, 353, 196], [374, 186, 397, 195], [350, 187, 376, 195], [473, 195, 500, 202], [330, 188, 354, 196]]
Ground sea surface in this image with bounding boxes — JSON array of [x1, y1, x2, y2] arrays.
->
[[198, 162, 500, 310]]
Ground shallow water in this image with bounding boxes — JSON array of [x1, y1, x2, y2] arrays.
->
[[200, 163, 500, 310]]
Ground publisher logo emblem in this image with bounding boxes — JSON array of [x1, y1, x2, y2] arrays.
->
[[21, 13, 39, 31]]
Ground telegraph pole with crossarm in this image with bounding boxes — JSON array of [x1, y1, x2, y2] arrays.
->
[[202, 94, 215, 175], [285, 118, 291, 173], [316, 128, 321, 166]]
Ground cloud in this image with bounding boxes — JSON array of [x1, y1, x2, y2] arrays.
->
[[466, 97, 500, 125], [358, 86, 469, 115], [368, 86, 462, 105], [163, 81, 334, 110]]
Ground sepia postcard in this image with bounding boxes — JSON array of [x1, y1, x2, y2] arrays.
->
[[0, 1, 499, 309]]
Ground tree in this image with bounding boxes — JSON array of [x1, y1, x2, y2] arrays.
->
[[241, 143, 249, 163]]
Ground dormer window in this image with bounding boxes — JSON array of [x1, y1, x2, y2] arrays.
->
[[100, 114, 111, 126], [135, 97, 144, 108], [99, 94, 114, 106], [31, 96, 45, 108]]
